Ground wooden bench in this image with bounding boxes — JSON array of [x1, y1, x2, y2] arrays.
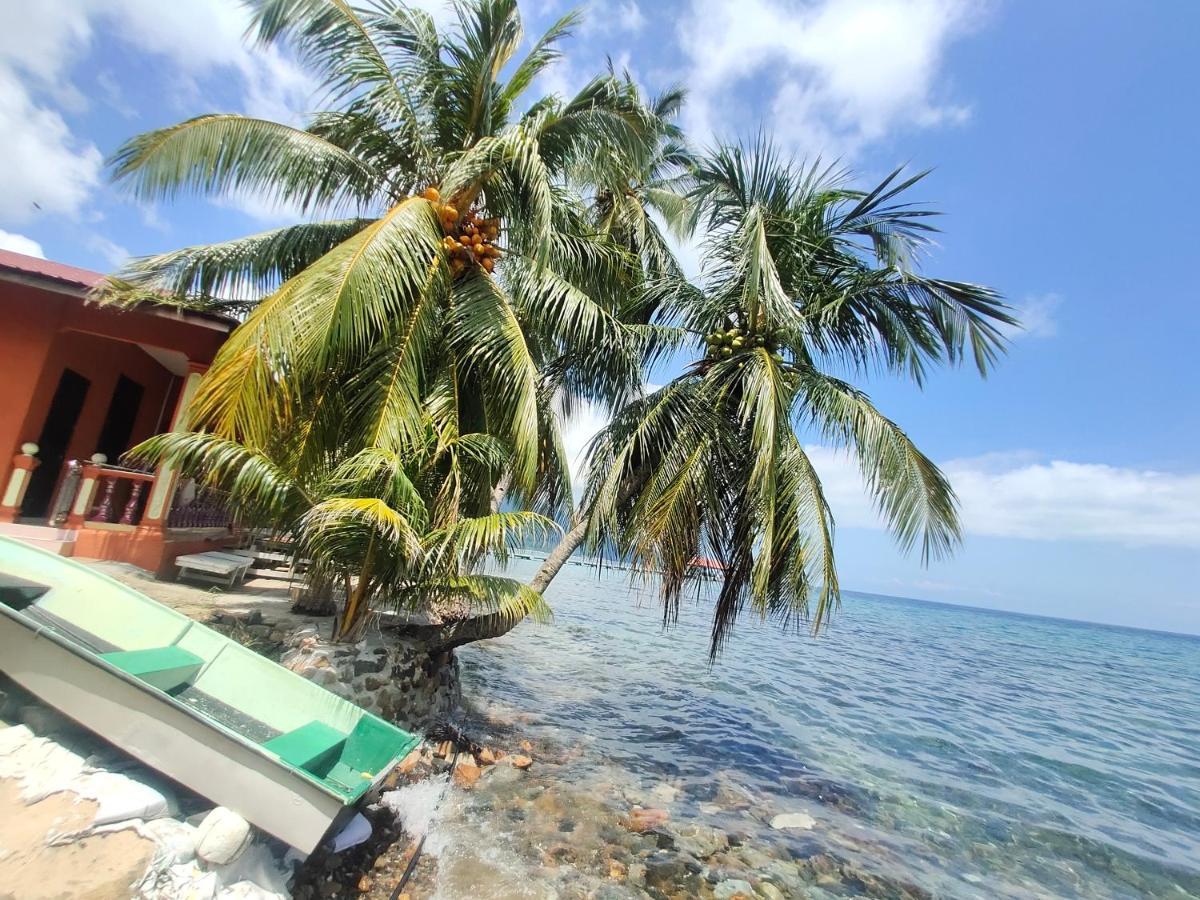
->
[[174, 551, 253, 589]]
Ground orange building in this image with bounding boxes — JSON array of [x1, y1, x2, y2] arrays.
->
[[0, 249, 239, 575]]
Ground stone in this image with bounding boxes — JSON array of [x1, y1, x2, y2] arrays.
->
[[358, 875, 373, 892], [478, 747, 496, 764], [353, 657, 386, 676], [627, 863, 647, 886], [397, 749, 423, 774], [244, 610, 264, 626], [508, 754, 533, 770], [452, 759, 482, 789], [622, 807, 669, 833], [770, 812, 816, 831], [363, 675, 385, 692], [609, 859, 627, 880], [650, 782, 680, 804], [672, 824, 728, 859], [756, 884, 785, 900], [644, 853, 703, 895], [519, 739, 534, 753], [195, 807, 254, 866], [714, 879, 755, 899]]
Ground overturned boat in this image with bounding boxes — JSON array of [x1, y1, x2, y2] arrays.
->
[[0, 536, 419, 853]]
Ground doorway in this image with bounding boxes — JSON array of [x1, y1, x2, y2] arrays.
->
[[95, 374, 145, 464], [21, 368, 90, 519]]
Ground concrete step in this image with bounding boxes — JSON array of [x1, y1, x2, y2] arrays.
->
[[0, 523, 77, 556]]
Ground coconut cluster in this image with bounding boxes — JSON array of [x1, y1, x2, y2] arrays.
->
[[422, 187, 501, 276], [703, 326, 782, 360]]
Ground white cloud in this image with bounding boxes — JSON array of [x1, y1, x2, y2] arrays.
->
[[806, 445, 1200, 549], [87, 234, 132, 268], [677, 0, 981, 158], [0, 230, 46, 258], [559, 403, 611, 492], [1007, 292, 1062, 339], [0, 69, 103, 224], [0, 0, 316, 228]]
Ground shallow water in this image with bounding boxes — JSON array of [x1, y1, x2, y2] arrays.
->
[[434, 558, 1200, 899]]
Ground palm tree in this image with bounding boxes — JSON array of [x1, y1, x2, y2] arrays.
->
[[105, 0, 670, 638], [134, 421, 553, 642], [544, 141, 1016, 658]]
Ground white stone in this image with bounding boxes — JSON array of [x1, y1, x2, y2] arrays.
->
[[770, 812, 816, 830], [195, 808, 254, 866], [715, 879, 755, 899], [756, 883, 786, 900]]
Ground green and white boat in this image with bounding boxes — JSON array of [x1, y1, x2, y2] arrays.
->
[[0, 536, 419, 853]]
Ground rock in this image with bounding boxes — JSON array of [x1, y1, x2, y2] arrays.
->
[[358, 875, 373, 891], [622, 807, 669, 833], [397, 749, 423, 774], [452, 759, 482, 789], [609, 859, 627, 880], [770, 812, 816, 830], [756, 884, 785, 900], [508, 754, 533, 770], [650, 782, 680, 804], [519, 740, 534, 753], [714, 879, 755, 899], [644, 853, 703, 894], [478, 747, 497, 764], [195, 807, 254, 866], [672, 823, 728, 859], [627, 862, 647, 886]]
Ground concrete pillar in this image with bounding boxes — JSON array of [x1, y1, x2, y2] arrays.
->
[[0, 443, 40, 523], [142, 362, 208, 531]]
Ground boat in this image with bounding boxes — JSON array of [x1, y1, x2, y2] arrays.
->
[[0, 536, 419, 853]]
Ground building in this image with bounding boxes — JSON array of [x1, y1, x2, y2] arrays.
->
[[0, 249, 238, 575]]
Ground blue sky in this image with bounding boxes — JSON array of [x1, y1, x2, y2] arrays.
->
[[0, 1, 1196, 634]]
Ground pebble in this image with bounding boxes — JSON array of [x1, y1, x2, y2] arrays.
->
[[756, 883, 785, 900], [714, 878, 755, 899], [508, 754, 533, 770], [770, 812, 816, 830]]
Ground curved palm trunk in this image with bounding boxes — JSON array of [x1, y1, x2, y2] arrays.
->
[[394, 515, 590, 653]]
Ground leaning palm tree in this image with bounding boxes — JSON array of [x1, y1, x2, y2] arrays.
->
[[104, 0, 671, 636], [545, 141, 1017, 658]]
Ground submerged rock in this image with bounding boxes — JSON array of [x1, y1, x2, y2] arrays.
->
[[714, 878, 755, 899], [682, 823, 729, 859], [770, 812, 815, 831]]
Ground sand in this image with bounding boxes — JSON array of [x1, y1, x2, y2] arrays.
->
[[0, 780, 155, 900]]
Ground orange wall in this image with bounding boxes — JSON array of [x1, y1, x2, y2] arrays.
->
[[0, 279, 229, 498]]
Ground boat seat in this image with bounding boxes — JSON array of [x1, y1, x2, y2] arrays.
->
[[101, 646, 204, 693], [263, 720, 347, 776]]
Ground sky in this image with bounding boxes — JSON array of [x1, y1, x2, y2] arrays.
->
[[0, 0, 1196, 634]]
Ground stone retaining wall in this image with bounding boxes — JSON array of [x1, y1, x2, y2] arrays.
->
[[279, 626, 459, 733]]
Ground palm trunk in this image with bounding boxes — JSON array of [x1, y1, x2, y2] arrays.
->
[[334, 538, 375, 642], [530, 516, 588, 592]]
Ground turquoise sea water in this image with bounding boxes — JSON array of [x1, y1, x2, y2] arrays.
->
[[454, 557, 1200, 898]]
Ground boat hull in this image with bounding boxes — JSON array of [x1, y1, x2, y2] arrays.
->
[[0, 608, 349, 853]]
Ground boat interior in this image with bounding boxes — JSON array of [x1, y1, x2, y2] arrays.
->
[[0, 539, 413, 801]]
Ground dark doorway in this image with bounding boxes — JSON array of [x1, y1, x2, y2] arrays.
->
[[95, 375, 145, 464], [21, 368, 91, 519]]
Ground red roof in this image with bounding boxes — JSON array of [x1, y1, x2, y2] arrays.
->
[[688, 556, 726, 571], [0, 248, 105, 291]]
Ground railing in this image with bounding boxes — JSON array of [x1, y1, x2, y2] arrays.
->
[[86, 464, 156, 526], [168, 482, 234, 529]]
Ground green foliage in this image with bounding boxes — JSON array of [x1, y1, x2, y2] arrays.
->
[[108, 1, 1014, 655]]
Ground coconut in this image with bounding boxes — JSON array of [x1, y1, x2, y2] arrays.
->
[[422, 187, 441, 202]]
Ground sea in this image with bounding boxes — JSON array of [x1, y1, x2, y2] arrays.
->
[[416, 556, 1200, 899]]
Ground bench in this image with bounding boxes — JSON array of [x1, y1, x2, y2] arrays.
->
[[101, 646, 204, 692], [174, 551, 253, 589], [263, 720, 347, 776]]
